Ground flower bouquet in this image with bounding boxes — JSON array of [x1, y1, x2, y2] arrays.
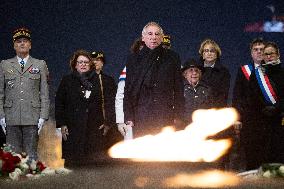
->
[[258, 163, 284, 178], [237, 163, 284, 179], [0, 144, 71, 180]]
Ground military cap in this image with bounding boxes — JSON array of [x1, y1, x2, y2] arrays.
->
[[162, 35, 171, 47], [13, 27, 31, 42], [91, 51, 105, 63]]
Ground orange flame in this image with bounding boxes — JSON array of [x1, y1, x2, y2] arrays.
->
[[163, 170, 240, 188], [109, 108, 238, 162]]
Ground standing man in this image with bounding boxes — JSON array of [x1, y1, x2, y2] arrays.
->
[[232, 38, 272, 170], [0, 27, 50, 161], [123, 22, 184, 138]]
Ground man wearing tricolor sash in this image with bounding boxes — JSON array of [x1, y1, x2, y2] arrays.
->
[[233, 39, 284, 170]]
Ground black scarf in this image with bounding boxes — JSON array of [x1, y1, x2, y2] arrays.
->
[[73, 70, 96, 91], [140, 45, 164, 88]]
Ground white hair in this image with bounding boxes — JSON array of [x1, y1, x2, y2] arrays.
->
[[141, 22, 164, 36]]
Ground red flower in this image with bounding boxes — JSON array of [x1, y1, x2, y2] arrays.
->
[[36, 161, 46, 172], [2, 160, 15, 173], [12, 155, 21, 164], [2, 151, 14, 161]]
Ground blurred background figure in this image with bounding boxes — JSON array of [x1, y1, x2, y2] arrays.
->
[[115, 37, 145, 140], [91, 51, 121, 148], [162, 35, 171, 49]]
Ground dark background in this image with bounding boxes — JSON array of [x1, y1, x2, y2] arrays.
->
[[1, 0, 284, 105]]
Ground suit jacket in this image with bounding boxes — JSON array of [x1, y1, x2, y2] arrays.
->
[[0, 56, 50, 125]]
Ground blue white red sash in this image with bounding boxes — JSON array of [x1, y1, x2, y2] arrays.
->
[[119, 66, 126, 81], [241, 64, 253, 80], [255, 67, 278, 105], [241, 64, 278, 105]]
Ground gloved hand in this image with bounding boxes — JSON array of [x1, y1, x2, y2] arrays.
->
[[0, 117, 6, 135], [117, 123, 133, 140], [117, 123, 127, 136], [61, 125, 69, 141], [99, 124, 110, 136], [37, 118, 45, 135], [233, 121, 242, 136]]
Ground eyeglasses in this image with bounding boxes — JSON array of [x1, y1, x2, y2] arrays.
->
[[203, 49, 216, 53], [77, 61, 90, 65], [264, 52, 277, 56]]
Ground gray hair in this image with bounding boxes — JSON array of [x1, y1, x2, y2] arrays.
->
[[141, 22, 164, 36]]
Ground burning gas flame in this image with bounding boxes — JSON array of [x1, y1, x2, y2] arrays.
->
[[109, 108, 238, 162]]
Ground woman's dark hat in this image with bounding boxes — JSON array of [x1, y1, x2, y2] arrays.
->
[[181, 58, 204, 73]]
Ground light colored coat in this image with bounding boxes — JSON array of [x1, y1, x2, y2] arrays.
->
[[0, 56, 49, 125]]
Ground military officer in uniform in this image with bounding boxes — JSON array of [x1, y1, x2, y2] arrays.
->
[[0, 27, 50, 161]]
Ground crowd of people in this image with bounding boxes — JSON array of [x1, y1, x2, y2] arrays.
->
[[0, 22, 283, 171]]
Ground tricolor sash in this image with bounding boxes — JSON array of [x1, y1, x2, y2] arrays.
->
[[241, 64, 253, 80], [255, 67, 278, 105], [241, 64, 278, 105], [119, 66, 126, 81]]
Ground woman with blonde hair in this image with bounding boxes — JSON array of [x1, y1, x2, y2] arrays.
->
[[198, 39, 230, 108]]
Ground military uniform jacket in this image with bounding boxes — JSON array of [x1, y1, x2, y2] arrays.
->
[[0, 56, 50, 125]]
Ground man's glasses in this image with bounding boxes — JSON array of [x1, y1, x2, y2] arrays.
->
[[203, 49, 216, 53], [77, 61, 90, 65]]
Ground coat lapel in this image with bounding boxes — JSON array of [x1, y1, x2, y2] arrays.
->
[[23, 56, 33, 73], [10, 56, 22, 74]]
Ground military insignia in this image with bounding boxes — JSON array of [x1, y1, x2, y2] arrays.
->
[[7, 80, 14, 88], [29, 67, 40, 74]]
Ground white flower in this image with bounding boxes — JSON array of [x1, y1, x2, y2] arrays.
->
[[9, 168, 22, 180], [41, 167, 56, 176], [55, 167, 72, 175], [262, 170, 272, 178], [19, 162, 29, 173], [30, 160, 37, 171], [279, 166, 284, 176]]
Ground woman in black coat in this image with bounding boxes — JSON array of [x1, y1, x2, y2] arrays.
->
[[55, 50, 115, 164], [198, 39, 231, 108]]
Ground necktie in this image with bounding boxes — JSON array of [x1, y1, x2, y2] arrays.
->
[[20, 59, 25, 71]]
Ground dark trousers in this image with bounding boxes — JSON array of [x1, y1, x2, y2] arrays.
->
[[6, 125, 38, 160]]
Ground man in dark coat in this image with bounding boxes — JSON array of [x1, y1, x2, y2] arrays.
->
[[232, 38, 279, 170], [124, 22, 184, 138]]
